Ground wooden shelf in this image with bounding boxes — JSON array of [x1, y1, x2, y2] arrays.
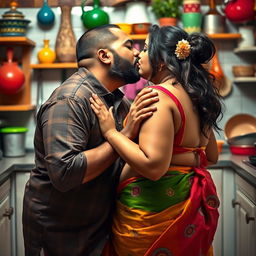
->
[[234, 46, 256, 53], [31, 62, 78, 69], [233, 77, 256, 83], [0, 37, 36, 46], [128, 33, 241, 41], [0, 104, 35, 111], [207, 33, 241, 39]]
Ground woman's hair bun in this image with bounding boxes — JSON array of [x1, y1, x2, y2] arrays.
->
[[188, 33, 215, 64]]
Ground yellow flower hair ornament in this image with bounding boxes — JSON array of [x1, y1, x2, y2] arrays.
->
[[175, 39, 191, 60]]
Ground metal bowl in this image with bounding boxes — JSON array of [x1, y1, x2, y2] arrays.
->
[[227, 132, 256, 146]]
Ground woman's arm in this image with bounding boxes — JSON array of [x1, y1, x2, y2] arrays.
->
[[205, 128, 219, 165], [90, 90, 175, 180]]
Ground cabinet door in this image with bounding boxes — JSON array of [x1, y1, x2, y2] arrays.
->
[[209, 168, 223, 256], [0, 180, 12, 256], [15, 172, 30, 256], [209, 167, 236, 256], [235, 190, 256, 256]]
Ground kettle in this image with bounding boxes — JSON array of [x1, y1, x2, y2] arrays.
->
[[224, 0, 255, 23], [81, 0, 109, 29], [0, 47, 25, 95]]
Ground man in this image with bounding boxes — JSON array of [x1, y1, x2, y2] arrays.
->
[[22, 24, 158, 256]]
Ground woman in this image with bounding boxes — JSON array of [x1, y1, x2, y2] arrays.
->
[[90, 25, 223, 256]]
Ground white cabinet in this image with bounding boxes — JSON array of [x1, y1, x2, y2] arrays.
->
[[234, 174, 256, 256], [209, 167, 236, 256], [0, 179, 12, 256]]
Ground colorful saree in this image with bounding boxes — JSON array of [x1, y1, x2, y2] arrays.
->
[[103, 165, 219, 256], [102, 86, 219, 256]]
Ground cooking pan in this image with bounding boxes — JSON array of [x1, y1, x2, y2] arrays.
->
[[229, 144, 256, 155], [224, 114, 256, 139], [227, 132, 256, 145]]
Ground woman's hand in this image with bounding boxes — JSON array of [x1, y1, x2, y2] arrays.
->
[[122, 87, 158, 140], [90, 94, 116, 139], [90, 87, 159, 140]]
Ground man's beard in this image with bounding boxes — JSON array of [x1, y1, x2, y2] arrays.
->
[[109, 50, 140, 84]]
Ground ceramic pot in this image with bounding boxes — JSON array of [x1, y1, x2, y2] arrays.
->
[[0, 48, 25, 95], [55, 6, 76, 62], [224, 0, 255, 23], [37, 0, 55, 26], [0, 1, 30, 36], [38, 39, 56, 64], [159, 17, 177, 27], [182, 12, 202, 33], [81, 0, 109, 29]]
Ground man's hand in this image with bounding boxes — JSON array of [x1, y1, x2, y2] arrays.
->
[[122, 87, 158, 140]]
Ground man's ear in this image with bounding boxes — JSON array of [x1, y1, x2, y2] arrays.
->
[[97, 49, 112, 64]]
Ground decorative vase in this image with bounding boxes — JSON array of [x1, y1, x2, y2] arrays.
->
[[81, 0, 109, 29], [55, 5, 76, 63], [0, 47, 25, 95], [38, 39, 56, 64], [37, 0, 55, 26]]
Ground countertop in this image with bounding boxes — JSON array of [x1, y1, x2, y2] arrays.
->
[[0, 148, 256, 187]]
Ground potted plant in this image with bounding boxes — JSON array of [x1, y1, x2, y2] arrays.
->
[[151, 0, 182, 26]]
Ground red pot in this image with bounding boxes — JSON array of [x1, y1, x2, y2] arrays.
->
[[0, 48, 25, 95], [224, 0, 255, 23], [229, 145, 256, 155]]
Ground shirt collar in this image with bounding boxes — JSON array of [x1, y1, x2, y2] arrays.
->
[[77, 67, 124, 100]]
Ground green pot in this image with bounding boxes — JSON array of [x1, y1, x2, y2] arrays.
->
[[81, 0, 109, 29], [182, 12, 202, 33]]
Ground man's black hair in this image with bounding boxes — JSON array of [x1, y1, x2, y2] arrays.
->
[[76, 24, 120, 62]]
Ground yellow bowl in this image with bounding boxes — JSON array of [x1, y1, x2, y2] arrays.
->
[[115, 23, 132, 34]]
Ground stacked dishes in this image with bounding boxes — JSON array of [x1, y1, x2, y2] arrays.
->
[[224, 114, 256, 155]]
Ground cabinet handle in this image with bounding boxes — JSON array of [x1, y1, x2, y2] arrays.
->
[[3, 207, 14, 220], [245, 213, 255, 224], [232, 199, 240, 208]]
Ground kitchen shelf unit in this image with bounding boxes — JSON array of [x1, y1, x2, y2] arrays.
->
[[0, 37, 36, 111], [233, 45, 256, 84], [30, 33, 242, 70]]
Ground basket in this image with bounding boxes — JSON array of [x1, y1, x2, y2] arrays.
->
[[232, 65, 254, 77]]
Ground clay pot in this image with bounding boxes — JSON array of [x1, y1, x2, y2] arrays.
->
[[159, 17, 177, 27], [0, 48, 25, 95]]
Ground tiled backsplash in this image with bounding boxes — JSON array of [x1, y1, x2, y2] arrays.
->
[[0, 6, 255, 149]]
